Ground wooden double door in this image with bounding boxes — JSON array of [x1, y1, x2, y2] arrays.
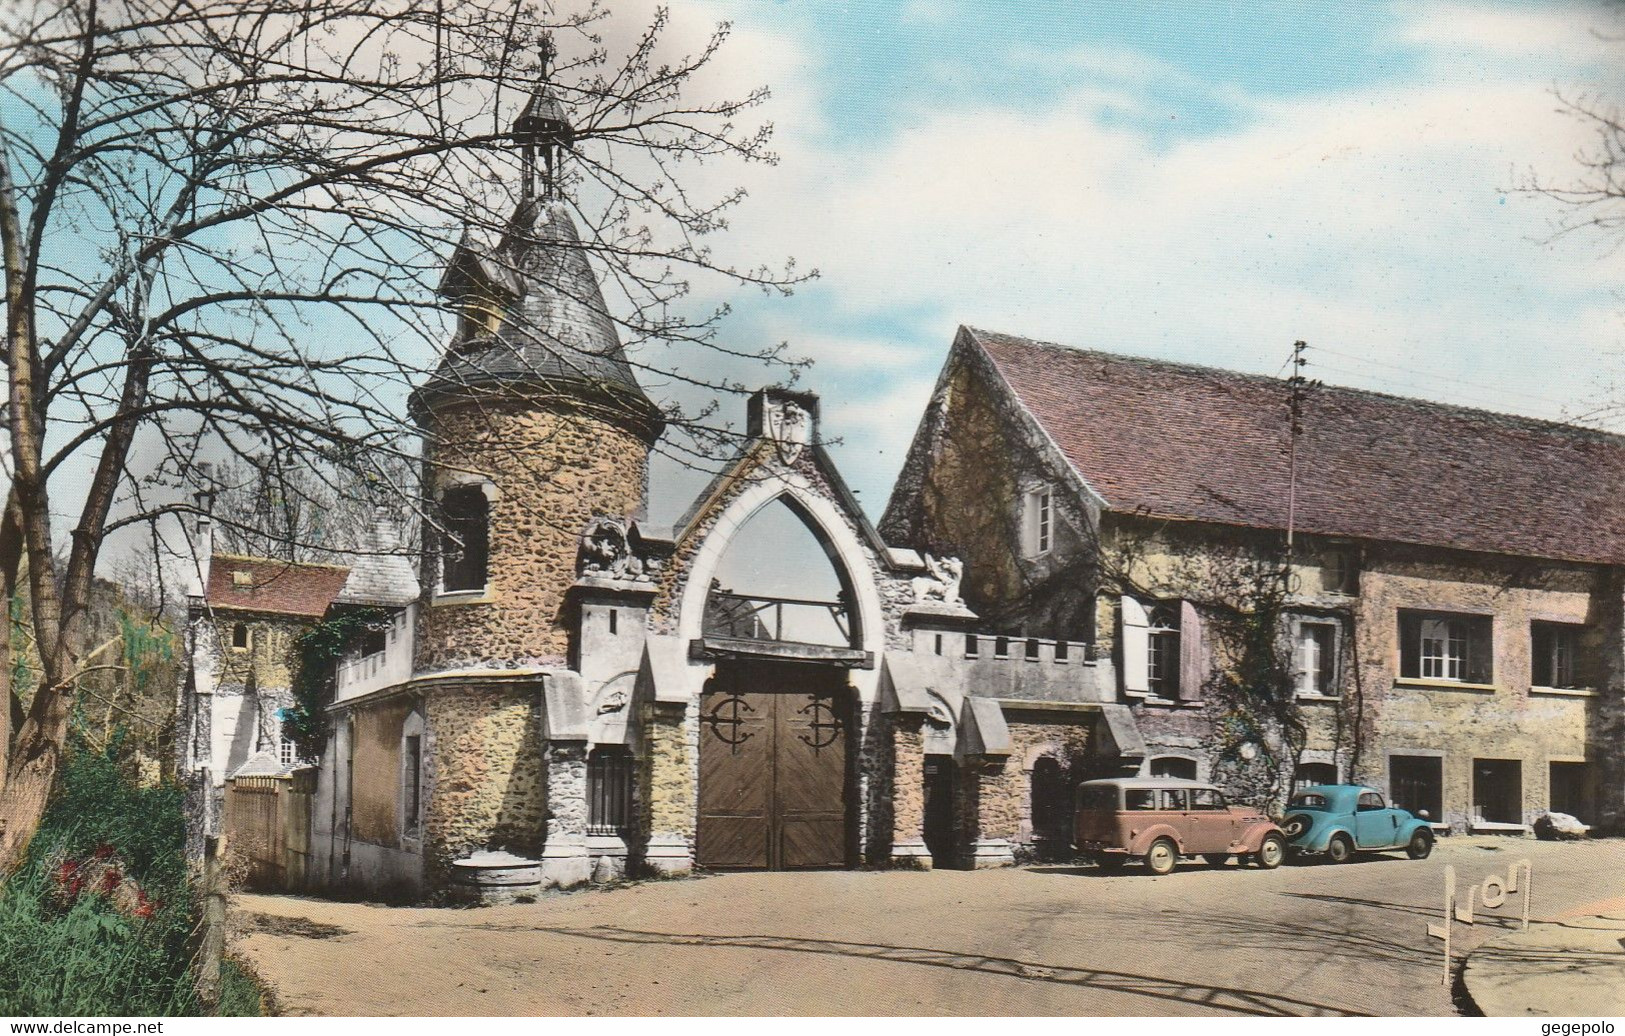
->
[[697, 662, 851, 870]]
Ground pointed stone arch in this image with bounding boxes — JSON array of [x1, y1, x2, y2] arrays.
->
[[674, 471, 885, 698]]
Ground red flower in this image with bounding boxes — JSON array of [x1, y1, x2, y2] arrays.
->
[[92, 844, 115, 861]]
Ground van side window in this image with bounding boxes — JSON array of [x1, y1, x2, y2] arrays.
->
[[1159, 789, 1189, 810], [1190, 789, 1226, 811], [1126, 790, 1157, 810]]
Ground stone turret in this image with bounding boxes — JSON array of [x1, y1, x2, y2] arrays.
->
[[409, 77, 662, 673]]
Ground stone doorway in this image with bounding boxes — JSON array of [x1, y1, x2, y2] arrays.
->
[[696, 660, 851, 870], [1473, 758, 1523, 825], [1549, 761, 1592, 823], [1389, 755, 1443, 822], [923, 756, 956, 867]]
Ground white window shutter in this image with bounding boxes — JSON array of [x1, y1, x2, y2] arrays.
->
[[1179, 600, 1204, 700], [1120, 596, 1150, 693], [1021, 491, 1039, 557]]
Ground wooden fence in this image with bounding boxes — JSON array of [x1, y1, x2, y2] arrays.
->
[[223, 769, 315, 892]]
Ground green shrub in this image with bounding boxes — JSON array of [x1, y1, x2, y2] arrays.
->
[[0, 737, 262, 1016]]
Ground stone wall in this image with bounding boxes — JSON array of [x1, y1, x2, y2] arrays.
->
[[212, 612, 306, 692], [423, 682, 547, 885], [349, 698, 416, 846], [886, 717, 924, 861], [976, 716, 1095, 846], [416, 399, 649, 671], [1354, 544, 1603, 828], [642, 698, 697, 853], [878, 348, 1097, 640]]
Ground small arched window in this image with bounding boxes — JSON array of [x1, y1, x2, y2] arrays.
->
[[231, 623, 251, 650], [1149, 755, 1197, 780], [440, 485, 489, 593]]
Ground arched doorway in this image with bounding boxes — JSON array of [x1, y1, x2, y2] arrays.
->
[[693, 497, 863, 871]]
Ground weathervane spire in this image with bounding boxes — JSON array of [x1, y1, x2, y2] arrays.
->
[[512, 33, 574, 205]]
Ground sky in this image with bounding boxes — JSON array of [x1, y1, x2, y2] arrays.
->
[[21, 0, 1624, 600], [644, 0, 1625, 554]]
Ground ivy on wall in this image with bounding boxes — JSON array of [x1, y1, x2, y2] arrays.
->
[[281, 608, 388, 760]]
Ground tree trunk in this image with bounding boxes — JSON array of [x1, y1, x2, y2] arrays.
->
[[0, 682, 73, 875]]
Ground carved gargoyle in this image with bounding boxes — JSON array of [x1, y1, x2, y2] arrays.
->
[[578, 516, 657, 579], [912, 553, 965, 607]]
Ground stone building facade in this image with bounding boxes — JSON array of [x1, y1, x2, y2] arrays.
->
[[882, 326, 1625, 836]]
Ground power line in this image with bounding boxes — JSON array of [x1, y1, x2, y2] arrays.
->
[[1306, 343, 1581, 415]]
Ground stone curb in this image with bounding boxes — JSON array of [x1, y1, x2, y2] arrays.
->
[[1461, 909, 1625, 1017]]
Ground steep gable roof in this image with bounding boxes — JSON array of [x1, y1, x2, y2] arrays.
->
[[967, 326, 1625, 566], [206, 555, 352, 618]]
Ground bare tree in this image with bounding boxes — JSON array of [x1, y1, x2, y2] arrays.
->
[[1526, 92, 1625, 246], [0, 0, 809, 875]]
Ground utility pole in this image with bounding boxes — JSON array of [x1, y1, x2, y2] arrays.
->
[[1285, 340, 1309, 570]]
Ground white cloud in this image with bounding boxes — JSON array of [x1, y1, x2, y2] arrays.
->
[[1403, 3, 1624, 68], [698, 29, 1625, 437]]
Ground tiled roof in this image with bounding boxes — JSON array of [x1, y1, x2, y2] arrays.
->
[[969, 327, 1625, 566], [206, 555, 352, 617]]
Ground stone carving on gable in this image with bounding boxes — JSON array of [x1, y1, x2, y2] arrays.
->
[[924, 690, 954, 730], [911, 553, 964, 607], [765, 399, 811, 466], [577, 516, 661, 580], [597, 688, 628, 714]]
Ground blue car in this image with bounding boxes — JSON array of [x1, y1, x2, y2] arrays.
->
[[1279, 784, 1434, 863]]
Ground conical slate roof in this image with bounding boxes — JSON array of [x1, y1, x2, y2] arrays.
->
[[414, 200, 663, 441]]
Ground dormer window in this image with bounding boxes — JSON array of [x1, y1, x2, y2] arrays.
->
[[439, 484, 490, 594], [459, 293, 505, 341]]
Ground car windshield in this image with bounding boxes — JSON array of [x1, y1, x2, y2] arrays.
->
[[1078, 786, 1119, 812], [1290, 793, 1329, 809]]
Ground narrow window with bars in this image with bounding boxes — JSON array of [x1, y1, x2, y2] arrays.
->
[[403, 734, 423, 835], [587, 747, 634, 836]]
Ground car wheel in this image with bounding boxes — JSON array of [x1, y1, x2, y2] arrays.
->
[[1144, 838, 1178, 876], [1093, 854, 1127, 872], [1254, 833, 1286, 870], [1406, 829, 1434, 860], [1326, 833, 1354, 864], [1202, 854, 1231, 867]]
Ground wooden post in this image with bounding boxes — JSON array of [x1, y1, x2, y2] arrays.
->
[[196, 833, 226, 1011]]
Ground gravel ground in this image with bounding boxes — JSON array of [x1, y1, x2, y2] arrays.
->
[[231, 836, 1624, 1017]]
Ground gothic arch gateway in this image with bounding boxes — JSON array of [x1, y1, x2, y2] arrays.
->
[[653, 391, 898, 871]]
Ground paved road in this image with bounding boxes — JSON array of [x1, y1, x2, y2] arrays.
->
[[232, 836, 1624, 1017]]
